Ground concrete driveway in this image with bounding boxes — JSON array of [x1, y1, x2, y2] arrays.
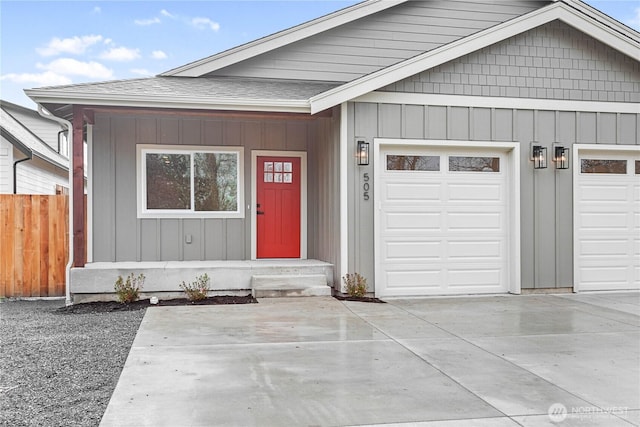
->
[[100, 292, 640, 427]]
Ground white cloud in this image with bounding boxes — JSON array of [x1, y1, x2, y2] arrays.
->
[[130, 68, 153, 76], [191, 17, 220, 31], [628, 7, 640, 30], [36, 35, 103, 56], [92, 6, 101, 14], [104, 38, 113, 45], [0, 71, 72, 87], [99, 46, 141, 62], [37, 58, 113, 79], [151, 50, 167, 60], [135, 17, 161, 26], [160, 9, 175, 19]]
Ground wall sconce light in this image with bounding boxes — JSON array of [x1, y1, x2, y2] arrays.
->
[[553, 144, 569, 169], [531, 143, 547, 169], [357, 140, 369, 166]]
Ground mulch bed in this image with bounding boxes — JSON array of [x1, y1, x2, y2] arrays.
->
[[334, 295, 386, 303], [55, 295, 258, 314]]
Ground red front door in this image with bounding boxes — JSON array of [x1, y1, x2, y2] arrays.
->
[[257, 156, 301, 258]]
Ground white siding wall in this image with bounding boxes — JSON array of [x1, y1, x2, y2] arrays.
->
[[15, 156, 69, 195], [0, 137, 13, 194]]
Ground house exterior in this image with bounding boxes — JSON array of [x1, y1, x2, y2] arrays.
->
[[1, 100, 70, 195], [26, 0, 639, 301]]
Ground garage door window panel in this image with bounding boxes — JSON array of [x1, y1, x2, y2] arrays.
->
[[580, 159, 627, 174], [449, 156, 500, 172], [386, 155, 440, 171]]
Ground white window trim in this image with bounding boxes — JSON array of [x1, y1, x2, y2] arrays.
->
[[136, 144, 244, 219], [373, 138, 521, 297]]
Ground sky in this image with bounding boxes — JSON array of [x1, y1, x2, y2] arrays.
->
[[1, 0, 639, 109]]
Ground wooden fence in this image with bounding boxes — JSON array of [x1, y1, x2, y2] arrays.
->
[[1, 195, 69, 297]]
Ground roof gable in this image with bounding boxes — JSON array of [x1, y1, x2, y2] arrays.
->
[[161, 0, 406, 77], [195, 0, 549, 83], [310, 0, 640, 113], [26, 0, 639, 116], [380, 20, 640, 103], [165, 0, 550, 83]]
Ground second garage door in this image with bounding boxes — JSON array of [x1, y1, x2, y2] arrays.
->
[[574, 148, 640, 291], [376, 145, 513, 297]]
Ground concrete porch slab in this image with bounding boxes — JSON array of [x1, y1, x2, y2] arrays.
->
[[70, 259, 334, 302]]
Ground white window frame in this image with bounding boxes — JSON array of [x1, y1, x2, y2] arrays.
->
[[136, 144, 244, 219]]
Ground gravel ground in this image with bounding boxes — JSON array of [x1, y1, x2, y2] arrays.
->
[[0, 299, 146, 427]]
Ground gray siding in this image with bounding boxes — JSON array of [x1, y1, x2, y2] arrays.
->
[[349, 102, 639, 289], [382, 21, 640, 102], [92, 112, 341, 273], [208, 0, 548, 82], [308, 107, 342, 284]]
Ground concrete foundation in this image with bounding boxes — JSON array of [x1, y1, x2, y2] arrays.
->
[[70, 259, 334, 302]]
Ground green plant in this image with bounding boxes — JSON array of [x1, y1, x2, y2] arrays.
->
[[342, 273, 367, 297], [180, 273, 211, 302], [114, 273, 145, 304]]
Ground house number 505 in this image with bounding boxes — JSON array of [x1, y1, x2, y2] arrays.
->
[[363, 173, 370, 201]]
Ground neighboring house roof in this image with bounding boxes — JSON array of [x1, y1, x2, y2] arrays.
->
[[26, 0, 640, 116], [1, 100, 69, 170]]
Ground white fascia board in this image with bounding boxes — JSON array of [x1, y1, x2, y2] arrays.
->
[[310, 2, 640, 114], [161, 0, 406, 77], [355, 92, 640, 114], [560, 0, 640, 41], [25, 90, 312, 114]]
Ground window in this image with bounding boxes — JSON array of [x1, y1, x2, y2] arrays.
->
[[449, 156, 500, 172], [138, 145, 244, 218], [580, 159, 626, 174], [635, 160, 639, 175], [386, 155, 440, 171]]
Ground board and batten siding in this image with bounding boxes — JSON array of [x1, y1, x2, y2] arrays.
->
[[91, 112, 341, 272], [349, 102, 639, 290], [208, 0, 548, 82], [382, 21, 640, 103]]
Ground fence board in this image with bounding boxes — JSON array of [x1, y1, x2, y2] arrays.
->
[[0, 195, 71, 298], [39, 196, 49, 296], [14, 199, 25, 296]]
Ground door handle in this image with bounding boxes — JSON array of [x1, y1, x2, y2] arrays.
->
[[257, 211, 265, 215]]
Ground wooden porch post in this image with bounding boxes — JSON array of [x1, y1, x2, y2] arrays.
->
[[72, 105, 85, 267]]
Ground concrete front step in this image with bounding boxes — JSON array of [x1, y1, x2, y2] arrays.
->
[[251, 274, 332, 298]]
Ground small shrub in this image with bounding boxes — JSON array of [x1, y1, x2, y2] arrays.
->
[[180, 273, 211, 302], [114, 273, 145, 304], [342, 273, 367, 297]]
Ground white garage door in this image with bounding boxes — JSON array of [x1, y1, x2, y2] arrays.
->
[[575, 150, 640, 291], [377, 146, 511, 297]]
